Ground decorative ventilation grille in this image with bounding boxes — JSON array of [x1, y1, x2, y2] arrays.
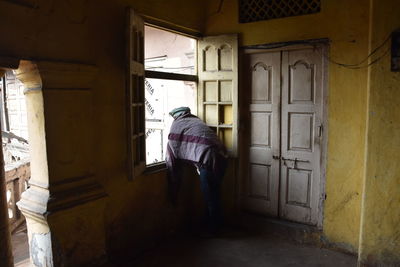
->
[[239, 0, 321, 23]]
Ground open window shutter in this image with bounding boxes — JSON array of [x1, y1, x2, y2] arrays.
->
[[127, 8, 146, 179], [198, 35, 238, 156]]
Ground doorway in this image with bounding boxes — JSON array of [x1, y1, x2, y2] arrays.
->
[[1, 70, 30, 266], [241, 45, 327, 228]]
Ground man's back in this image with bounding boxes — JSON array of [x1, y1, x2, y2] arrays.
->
[[166, 113, 225, 170]]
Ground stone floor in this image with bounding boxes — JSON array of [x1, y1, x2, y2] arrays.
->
[[11, 224, 30, 267], [123, 229, 357, 267], [12, 225, 358, 267]]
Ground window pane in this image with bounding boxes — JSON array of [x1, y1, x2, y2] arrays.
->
[[145, 26, 196, 75], [145, 78, 197, 165]]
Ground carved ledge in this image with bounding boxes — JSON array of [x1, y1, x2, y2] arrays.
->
[[19, 175, 107, 217], [15, 60, 98, 91], [35, 61, 98, 89], [48, 175, 107, 213]]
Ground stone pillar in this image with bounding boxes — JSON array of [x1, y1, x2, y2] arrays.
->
[[15, 61, 54, 267], [15, 60, 106, 267]]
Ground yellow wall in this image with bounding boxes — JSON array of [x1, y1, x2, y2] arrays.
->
[[5, 0, 398, 264], [359, 0, 400, 265], [204, 0, 370, 251]]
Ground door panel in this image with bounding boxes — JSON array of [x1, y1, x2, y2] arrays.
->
[[286, 167, 311, 206], [288, 112, 314, 152], [280, 48, 323, 225], [243, 51, 280, 216], [251, 112, 271, 146], [249, 164, 271, 199]]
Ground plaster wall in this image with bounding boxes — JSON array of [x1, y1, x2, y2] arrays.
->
[[359, 0, 400, 265], [204, 0, 370, 251]]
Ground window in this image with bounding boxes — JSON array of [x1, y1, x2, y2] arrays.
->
[[127, 9, 238, 178], [144, 26, 197, 165]]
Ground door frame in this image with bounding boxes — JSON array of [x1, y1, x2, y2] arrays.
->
[[239, 40, 329, 229]]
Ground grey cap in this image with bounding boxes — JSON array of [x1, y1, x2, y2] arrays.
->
[[169, 107, 191, 118]]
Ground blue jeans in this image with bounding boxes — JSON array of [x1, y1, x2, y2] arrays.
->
[[199, 167, 224, 233]]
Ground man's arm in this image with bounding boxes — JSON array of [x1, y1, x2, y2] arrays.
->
[[165, 143, 181, 205]]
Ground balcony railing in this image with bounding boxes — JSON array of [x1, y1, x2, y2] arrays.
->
[[5, 160, 30, 233]]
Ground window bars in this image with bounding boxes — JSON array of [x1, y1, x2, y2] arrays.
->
[[239, 0, 321, 23]]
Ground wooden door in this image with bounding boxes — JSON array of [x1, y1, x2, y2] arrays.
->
[[243, 47, 326, 226], [280, 48, 324, 226], [243, 51, 281, 216]]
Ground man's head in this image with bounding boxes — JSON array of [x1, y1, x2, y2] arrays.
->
[[169, 107, 191, 119]]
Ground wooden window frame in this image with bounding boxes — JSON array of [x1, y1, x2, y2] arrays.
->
[[127, 11, 199, 178], [127, 9, 238, 179], [127, 8, 146, 180]]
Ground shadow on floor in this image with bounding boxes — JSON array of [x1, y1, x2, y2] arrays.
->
[[121, 228, 357, 267]]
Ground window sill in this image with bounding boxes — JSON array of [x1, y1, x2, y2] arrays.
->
[[144, 162, 167, 175]]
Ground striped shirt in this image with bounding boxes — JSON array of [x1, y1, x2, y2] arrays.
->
[[166, 113, 228, 182]]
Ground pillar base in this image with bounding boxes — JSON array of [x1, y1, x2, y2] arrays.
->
[[17, 184, 53, 267]]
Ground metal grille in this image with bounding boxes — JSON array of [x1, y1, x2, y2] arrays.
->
[[239, 0, 321, 23]]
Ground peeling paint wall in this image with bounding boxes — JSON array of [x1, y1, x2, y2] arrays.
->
[[359, 0, 400, 265], [30, 233, 53, 267], [204, 0, 370, 251]]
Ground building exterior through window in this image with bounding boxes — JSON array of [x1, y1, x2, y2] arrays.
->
[[144, 26, 197, 165]]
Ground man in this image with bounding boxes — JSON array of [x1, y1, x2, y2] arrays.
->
[[166, 107, 228, 234]]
